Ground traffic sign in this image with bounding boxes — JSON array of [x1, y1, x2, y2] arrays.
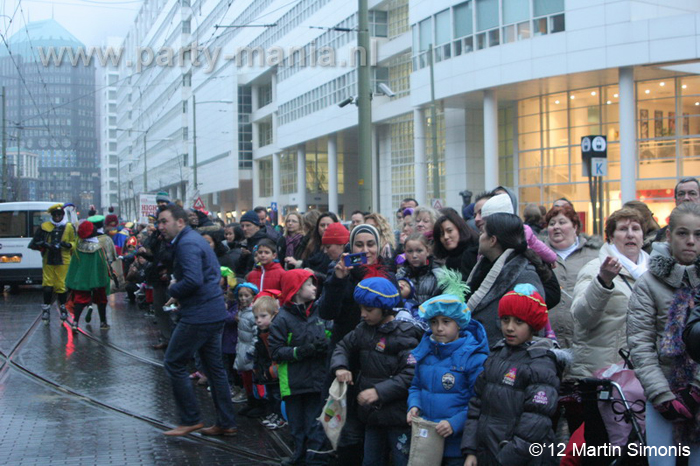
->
[[591, 157, 608, 177], [270, 202, 278, 212], [193, 197, 206, 211], [431, 198, 444, 210]]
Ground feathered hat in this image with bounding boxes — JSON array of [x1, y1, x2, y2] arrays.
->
[[418, 268, 472, 329]]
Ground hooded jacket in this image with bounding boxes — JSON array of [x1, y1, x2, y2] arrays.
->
[[461, 337, 562, 466], [627, 242, 700, 405], [408, 320, 489, 457], [396, 258, 445, 305], [247, 261, 286, 292], [234, 305, 256, 371], [330, 318, 423, 427], [269, 269, 330, 397]]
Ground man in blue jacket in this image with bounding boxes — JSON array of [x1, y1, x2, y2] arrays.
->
[[157, 204, 237, 437]]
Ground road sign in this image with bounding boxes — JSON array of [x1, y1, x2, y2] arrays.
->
[[193, 197, 206, 211], [270, 202, 278, 212], [591, 157, 607, 177], [431, 198, 444, 210]]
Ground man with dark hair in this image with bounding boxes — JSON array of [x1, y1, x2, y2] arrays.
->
[[157, 204, 237, 437], [254, 206, 281, 241], [654, 177, 700, 243], [350, 210, 366, 230], [401, 198, 418, 210]]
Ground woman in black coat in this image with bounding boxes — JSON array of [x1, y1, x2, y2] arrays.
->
[[433, 208, 479, 282]]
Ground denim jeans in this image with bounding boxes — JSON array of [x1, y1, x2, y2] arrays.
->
[[163, 320, 236, 428], [363, 425, 410, 466], [645, 402, 700, 466], [285, 392, 329, 465]]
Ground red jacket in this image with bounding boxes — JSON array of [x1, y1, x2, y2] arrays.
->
[[248, 261, 286, 292]]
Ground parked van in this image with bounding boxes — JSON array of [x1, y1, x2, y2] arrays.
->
[[0, 202, 57, 291]]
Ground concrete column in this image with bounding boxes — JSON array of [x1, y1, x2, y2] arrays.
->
[[272, 152, 281, 200], [371, 128, 379, 210], [619, 67, 636, 203], [297, 145, 307, 212], [328, 134, 338, 215], [483, 89, 499, 190], [413, 108, 427, 205]]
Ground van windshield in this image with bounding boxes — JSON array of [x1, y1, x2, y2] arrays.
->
[[0, 211, 28, 238]]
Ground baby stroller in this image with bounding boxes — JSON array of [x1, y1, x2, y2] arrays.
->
[[560, 350, 647, 466]]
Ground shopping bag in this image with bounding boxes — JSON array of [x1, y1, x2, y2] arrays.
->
[[318, 379, 347, 450], [593, 362, 646, 446], [407, 416, 445, 466]]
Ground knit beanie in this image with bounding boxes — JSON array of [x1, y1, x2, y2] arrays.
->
[[240, 210, 261, 227], [419, 294, 472, 330], [481, 193, 514, 218], [353, 277, 401, 310], [349, 224, 381, 250], [322, 222, 350, 245], [498, 283, 548, 331], [156, 191, 170, 203]]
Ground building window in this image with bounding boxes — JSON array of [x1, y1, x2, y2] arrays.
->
[[258, 120, 273, 147], [304, 139, 345, 194], [280, 151, 297, 194], [390, 114, 415, 213], [388, 0, 409, 38], [258, 82, 273, 108], [259, 158, 272, 197], [369, 10, 388, 37], [424, 109, 446, 200]]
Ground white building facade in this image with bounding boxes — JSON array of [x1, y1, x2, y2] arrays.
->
[[98, 37, 122, 213], [114, 0, 700, 229]]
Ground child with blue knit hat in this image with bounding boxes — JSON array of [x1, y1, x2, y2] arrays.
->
[[330, 277, 424, 466], [407, 269, 489, 465], [462, 283, 564, 466]]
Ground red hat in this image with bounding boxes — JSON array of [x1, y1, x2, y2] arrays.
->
[[105, 214, 119, 227], [322, 222, 350, 245], [280, 269, 316, 306], [77, 220, 95, 239], [255, 289, 281, 301], [126, 236, 138, 247], [498, 283, 548, 331]]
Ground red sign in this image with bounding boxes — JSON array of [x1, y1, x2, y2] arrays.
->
[[193, 197, 206, 211]]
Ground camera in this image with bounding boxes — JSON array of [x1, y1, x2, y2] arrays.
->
[[344, 252, 368, 267]]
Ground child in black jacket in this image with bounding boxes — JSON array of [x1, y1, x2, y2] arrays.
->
[[331, 277, 424, 466], [269, 269, 330, 466]]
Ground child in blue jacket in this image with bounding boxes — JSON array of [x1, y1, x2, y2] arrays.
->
[[407, 293, 489, 466]]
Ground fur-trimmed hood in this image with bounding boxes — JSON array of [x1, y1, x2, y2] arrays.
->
[[648, 242, 700, 288]]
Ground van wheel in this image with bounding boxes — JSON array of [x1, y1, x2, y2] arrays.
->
[[9, 284, 20, 294]]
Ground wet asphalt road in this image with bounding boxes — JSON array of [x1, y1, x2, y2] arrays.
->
[[0, 288, 293, 465]]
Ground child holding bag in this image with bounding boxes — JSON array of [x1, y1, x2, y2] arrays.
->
[[406, 270, 489, 466]]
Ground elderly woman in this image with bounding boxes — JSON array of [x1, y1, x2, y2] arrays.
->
[[413, 206, 439, 240], [628, 203, 700, 464], [544, 204, 601, 348], [569, 208, 648, 379]]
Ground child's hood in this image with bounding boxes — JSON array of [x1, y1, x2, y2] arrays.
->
[[412, 319, 489, 362], [280, 268, 315, 306]]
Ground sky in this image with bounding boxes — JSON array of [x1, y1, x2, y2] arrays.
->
[[2, 0, 140, 46]]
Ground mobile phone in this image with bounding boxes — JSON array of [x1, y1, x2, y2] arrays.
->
[[344, 252, 368, 267], [163, 304, 178, 312]]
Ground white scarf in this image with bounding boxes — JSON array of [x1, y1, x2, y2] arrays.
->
[[554, 237, 579, 260], [609, 243, 649, 280], [466, 249, 514, 311]]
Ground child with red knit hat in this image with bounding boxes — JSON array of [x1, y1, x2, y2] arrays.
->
[[462, 284, 564, 466]]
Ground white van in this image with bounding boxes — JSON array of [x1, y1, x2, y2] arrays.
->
[[0, 201, 57, 291]]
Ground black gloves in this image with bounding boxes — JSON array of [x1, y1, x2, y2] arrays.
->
[[295, 344, 316, 360], [60, 241, 72, 249], [314, 339, 329, 355]]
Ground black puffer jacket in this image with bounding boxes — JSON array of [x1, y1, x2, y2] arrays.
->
[[330, 319, 423, 427], [269, 302, 330, 398], [461, 338, 561, 466], [442, 240, 479, 282], [396, 259, 444, 305], [317, 263, 396, 346]]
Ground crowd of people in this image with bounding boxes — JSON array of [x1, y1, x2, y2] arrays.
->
[[26, 177, 700, 466]]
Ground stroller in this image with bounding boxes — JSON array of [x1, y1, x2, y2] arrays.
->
[[560, 350, 647, 466]]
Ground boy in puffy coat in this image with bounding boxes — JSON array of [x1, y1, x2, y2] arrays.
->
[[407, 294, 489, 465], [331, 277, 424, 466], [462, 284, 562, 466], [269, 269, 330, 466], [246, 238, 286, 292]]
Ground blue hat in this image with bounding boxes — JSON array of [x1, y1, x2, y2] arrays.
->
[[234, 282, 259, 299], [240, 210, 261, 226], [419, 294, 472, 330], [353, 277, 401, 310], [397, 277, 416, 300]]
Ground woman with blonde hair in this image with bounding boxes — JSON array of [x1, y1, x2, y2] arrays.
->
[[364, 212, 396, 262], [413, 206, 439, 240], [278, 212, 306, 270]]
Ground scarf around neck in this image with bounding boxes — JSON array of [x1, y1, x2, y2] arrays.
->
[[609, 243, 649, 280], [285, 233, 303, 258], [50, 217, 68, 228], [466, 249, 514, 311]]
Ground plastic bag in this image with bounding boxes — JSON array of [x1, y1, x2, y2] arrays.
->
[[318, 378, 347, 450], [593, 361, 646, 446], [407, 416, 445, 466]]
